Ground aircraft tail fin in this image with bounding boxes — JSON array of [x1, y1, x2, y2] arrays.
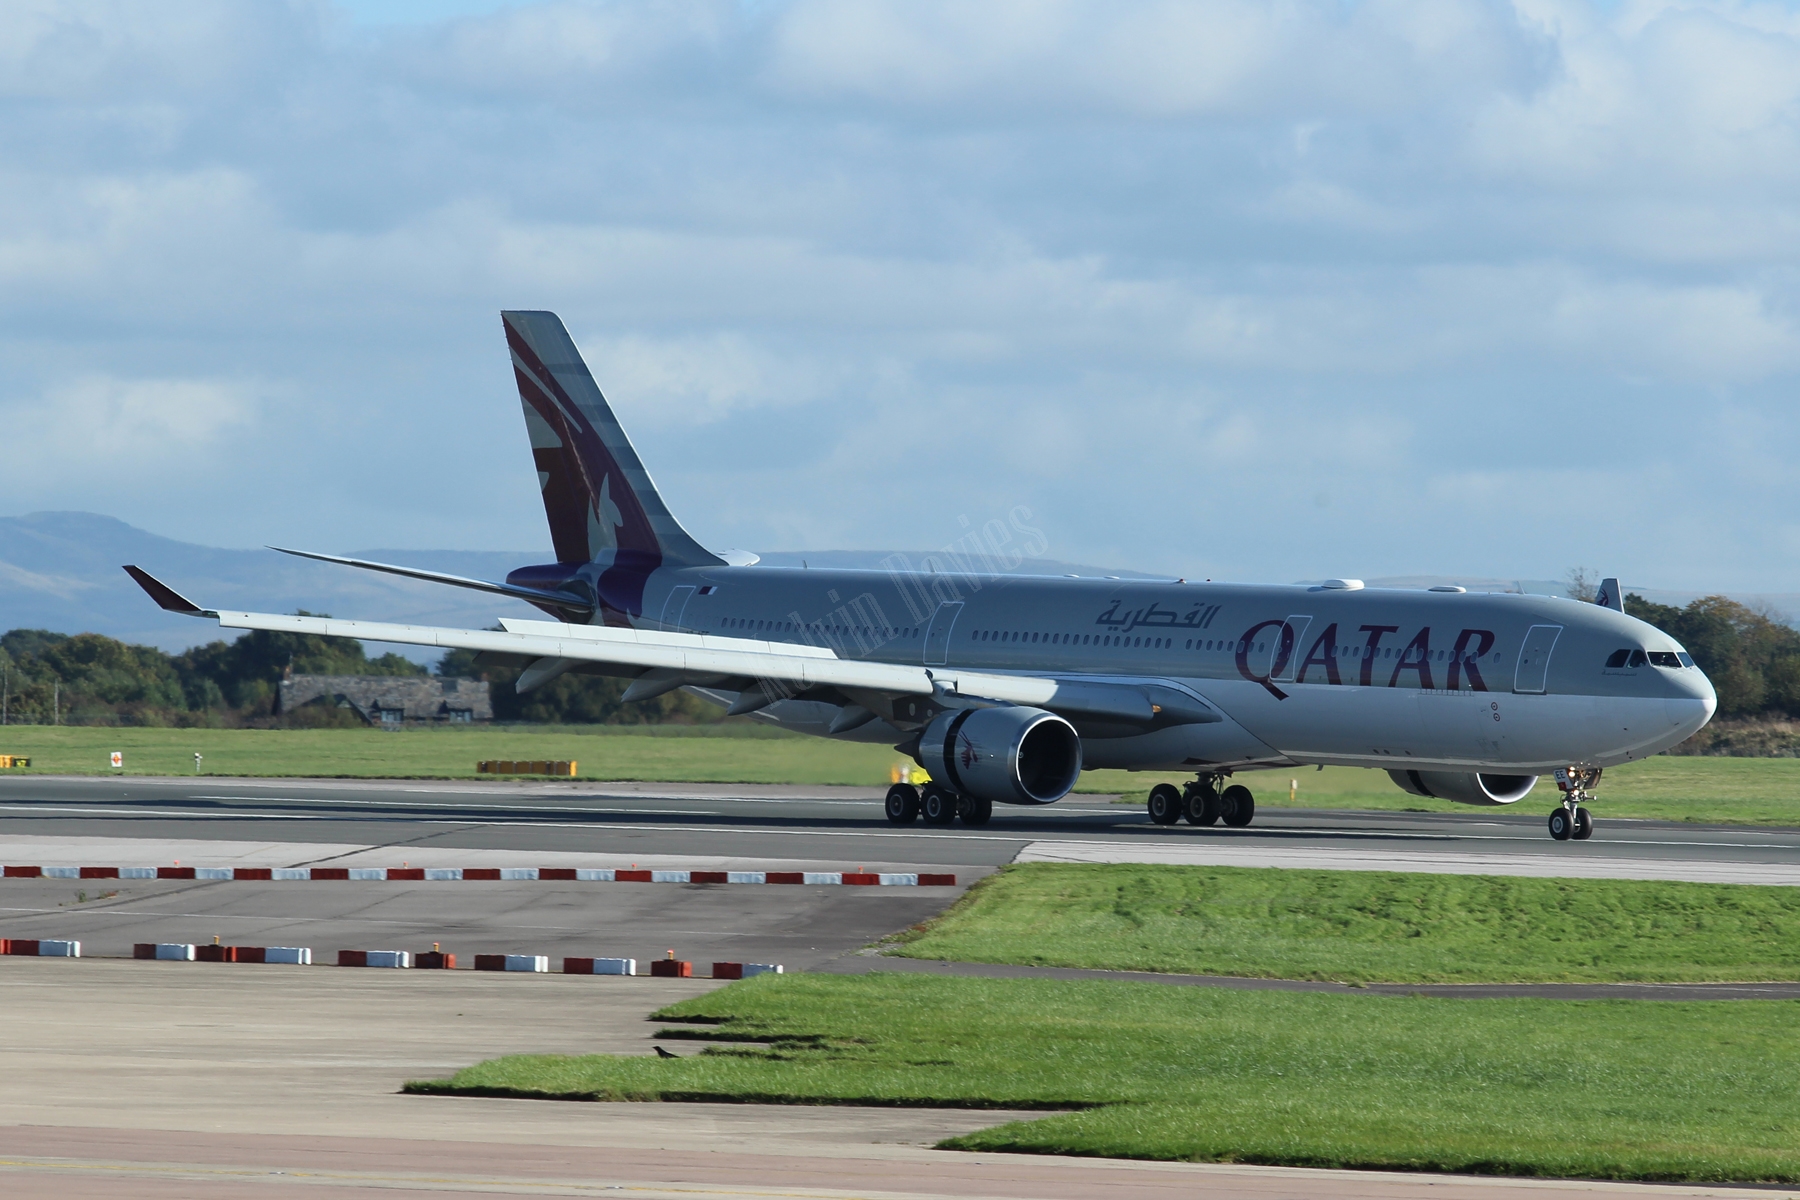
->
[[501, 310, 722, 570], [1596, 577, 1624, 612]]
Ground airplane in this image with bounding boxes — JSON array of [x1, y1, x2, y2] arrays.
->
[[125, 310, 1717, 842]]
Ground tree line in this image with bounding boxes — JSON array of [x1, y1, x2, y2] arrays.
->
[[0, 621, 716, 727], [0, 620, 426, 727], [1624, 594, 1799, 718], [0, 592, 1793, 728]]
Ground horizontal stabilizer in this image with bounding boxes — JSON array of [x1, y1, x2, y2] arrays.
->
[[121, 566, 215, 617], [269, 546, 593, 617]]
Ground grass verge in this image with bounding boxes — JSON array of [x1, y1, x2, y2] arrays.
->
[[407, 972, 1800, 1181], [886, 862, 1800, 982], [0, 724, 899, 784], [1083, 757, 1800, 826]]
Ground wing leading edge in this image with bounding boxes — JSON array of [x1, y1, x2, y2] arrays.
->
[[122, 568, 1222, 733]]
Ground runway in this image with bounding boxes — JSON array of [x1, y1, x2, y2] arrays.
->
[[5, 775, 1800, 1198], [4, 774, 1800, 885]]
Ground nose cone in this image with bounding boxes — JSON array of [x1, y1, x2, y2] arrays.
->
[[1664, 670, 1717, 740]]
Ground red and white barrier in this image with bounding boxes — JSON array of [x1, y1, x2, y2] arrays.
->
[[1, 939, 80, 957], [1, 864, 954, 886], [474, 953, 549, 972], [133, 943, 194, 961], [564, 956, 636, 975], [6, 937, 770, 976], [134, 943, 313, 964], [337, 949, 410, 968]]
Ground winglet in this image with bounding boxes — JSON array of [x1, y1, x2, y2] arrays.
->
[[122, 566, 216, 618]]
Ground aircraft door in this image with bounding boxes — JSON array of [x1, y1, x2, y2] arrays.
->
[[1513, 625, 1562, 694], [658, 585, 695, 632], [923, 601, 965, 666], [1270, 615, 1313, 683]]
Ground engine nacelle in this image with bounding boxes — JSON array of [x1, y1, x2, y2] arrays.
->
[[1389, 769, 1538, 806], [918, 706, 1082, 805]]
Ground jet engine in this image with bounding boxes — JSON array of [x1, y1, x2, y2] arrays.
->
[[1389, 770, 1538, 806], [917, 706, 1082, 806]]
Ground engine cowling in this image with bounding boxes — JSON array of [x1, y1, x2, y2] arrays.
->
[[918, 706, 1082, 805], [1389, 770, 1538, 806]]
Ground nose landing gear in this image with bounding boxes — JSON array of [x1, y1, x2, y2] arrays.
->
[[1548, 766, 1599, 841]]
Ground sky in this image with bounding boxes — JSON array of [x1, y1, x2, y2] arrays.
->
[[1, 0, 1797, 595]]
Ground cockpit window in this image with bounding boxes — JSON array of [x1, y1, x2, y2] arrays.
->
[[1678, 652, 1695, 668], [1606, 648, 1656, 669], [1649, 651, 1682, 668]]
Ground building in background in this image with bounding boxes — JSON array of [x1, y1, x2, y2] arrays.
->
[[276, 676, 492, 726]]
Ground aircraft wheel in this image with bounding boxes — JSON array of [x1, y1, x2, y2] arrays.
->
[[1573, 806, 1594, 840], [1548, 808, 1572, 840], [1183, 783, 1220, 826], [1221, 784, 1256, 827], [885, 784, 920, 825], [962, 795, 993, 826], [921, 785, 959, 825], [1147, 784, 1182, 825]]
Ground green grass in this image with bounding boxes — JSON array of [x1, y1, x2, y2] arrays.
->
[[0, 723, 899, 784], [888, 862, 1800, 983], [408, 972, 1800, 1181], [1085, 756, 1800, 826], [0, 728, 1795, 826]]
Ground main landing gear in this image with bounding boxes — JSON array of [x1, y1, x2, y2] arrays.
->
[[885, 783, 991, 826], [1148, 775, 1254, 828], [1548, 766, 1599, 842]]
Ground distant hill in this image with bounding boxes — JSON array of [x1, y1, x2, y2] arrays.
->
[[0, 512, 558, 654], [0, 513, 1157, 656]]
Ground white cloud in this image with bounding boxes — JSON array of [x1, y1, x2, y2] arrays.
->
[[0, 376, 258, 479], [763, 0, 1545, 119], [580, 331, 848, 424], [0, 0, 1793, 592]]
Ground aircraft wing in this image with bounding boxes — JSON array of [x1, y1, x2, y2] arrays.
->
[[124, 566, 1058, 711], [123, 567, 1222, 731]]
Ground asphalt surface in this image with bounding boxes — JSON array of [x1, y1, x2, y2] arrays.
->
[[6, 962, 1745, 1200], [3, 775, 1800, 884], [0, 876, 961, 968], [7, 774, 1800, 969]]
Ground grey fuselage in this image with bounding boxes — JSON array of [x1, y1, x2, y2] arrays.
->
[[612, 562, 1716, 784]]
